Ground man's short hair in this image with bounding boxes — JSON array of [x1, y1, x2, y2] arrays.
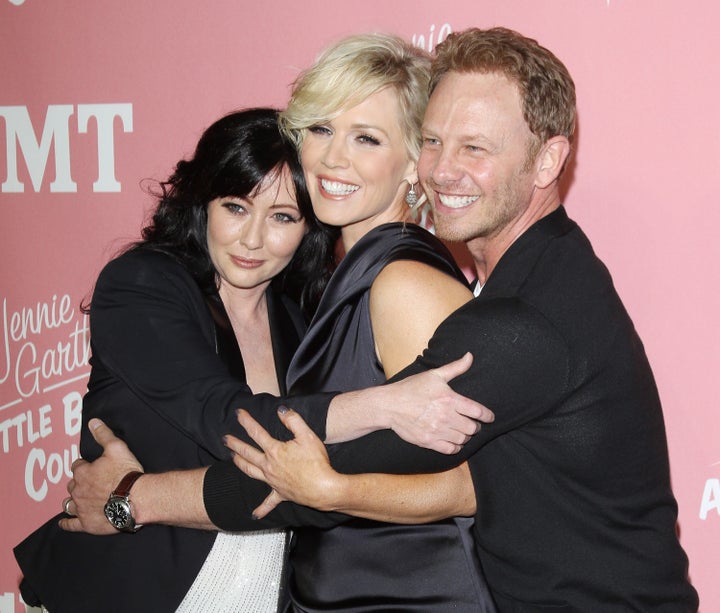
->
[[431, 27, 576, 155]]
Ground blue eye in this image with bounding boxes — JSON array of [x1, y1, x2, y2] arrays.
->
[[357, 133, 381, 145], [308, 125, 332, 136], [221, 201, 247, 215], [272, 212, 300, 224]]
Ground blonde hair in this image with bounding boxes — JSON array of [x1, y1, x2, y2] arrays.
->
[[280, 33, 431, 163]]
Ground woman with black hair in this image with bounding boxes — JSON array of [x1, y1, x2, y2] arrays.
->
[[15, 108, 337, 612]]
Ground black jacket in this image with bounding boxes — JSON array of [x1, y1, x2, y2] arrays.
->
[[15, 248, 309, 612]]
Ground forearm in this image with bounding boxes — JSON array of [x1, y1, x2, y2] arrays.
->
[[325, 386, 392, 443], [133, 467, 217, 530], [321, 462, 476, 524]]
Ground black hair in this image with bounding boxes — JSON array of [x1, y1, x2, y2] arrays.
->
[[136, 108, 337, 316]]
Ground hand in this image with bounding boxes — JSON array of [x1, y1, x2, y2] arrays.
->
[[59, 418, 144, 534], [225, 407, 341, 519], [384, 353, 494, 454]]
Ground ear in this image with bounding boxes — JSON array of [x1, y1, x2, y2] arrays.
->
[[534, 136, 571, 189], [403, 158, 418, 185]]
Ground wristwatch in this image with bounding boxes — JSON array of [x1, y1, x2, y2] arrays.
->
[[103, 470, 144, 533]]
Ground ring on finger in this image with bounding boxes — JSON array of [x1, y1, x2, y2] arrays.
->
[[62, 496, 76, 517]]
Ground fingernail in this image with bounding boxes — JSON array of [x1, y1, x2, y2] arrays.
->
[[251, 513, 259, 520], [235, 408, 241, 416], [222, 435, 228, 445], [278, 405, 289, 415]]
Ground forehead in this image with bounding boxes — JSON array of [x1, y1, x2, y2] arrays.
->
[[335, 87, 404, 131], [424, 71, 526, 136], [253, 165, 297, 204]]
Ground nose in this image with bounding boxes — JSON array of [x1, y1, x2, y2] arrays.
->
[[425, 147, 463, 186], [322, 134, 349, 169], [239, 214, 264, 250]]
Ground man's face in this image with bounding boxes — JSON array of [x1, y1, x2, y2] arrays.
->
[[418, 71, 538, 244]]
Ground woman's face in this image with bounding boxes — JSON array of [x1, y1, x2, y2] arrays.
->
[[207, 166, 306, 294], [301, 87, 416, 247]]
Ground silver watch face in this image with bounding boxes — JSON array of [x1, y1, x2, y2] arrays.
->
[[104, 496, 132, 530]]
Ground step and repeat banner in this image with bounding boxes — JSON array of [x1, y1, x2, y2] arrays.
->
[[2, 1, 718, 610]]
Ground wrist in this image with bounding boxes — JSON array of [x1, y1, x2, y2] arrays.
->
[[103, 470, 144, 533], [128, 473, 152, 525], [318, 472, 353, 513]]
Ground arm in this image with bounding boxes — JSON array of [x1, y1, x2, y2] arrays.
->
[[61, 354, 488, 534], [227, 408, 475, 523], [321, 298, 572, 476], [93, 252, 488, 457], [369, 259, 473, 378], [203, 299, 570, 532], [61, 419, 215, 533]]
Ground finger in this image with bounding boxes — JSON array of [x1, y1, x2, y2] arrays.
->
[[457, 399, 495, 423], [225, 436, 267, 481], [224, 434, 265, 464], [252, 489, 284, 520], [62, 496, 76, 516], [236, 410, 276, 450], [87, 418, 121, 449], [276, 406, 314, 440], [431, 352, 473, 382], [66, 478, 76, 494], [58, 517, 84, 532], [70, 457, 86, 472], [429, 440, 462, 455]]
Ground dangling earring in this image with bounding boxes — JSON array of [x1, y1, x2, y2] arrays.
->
[[405, 182, 419, 207]]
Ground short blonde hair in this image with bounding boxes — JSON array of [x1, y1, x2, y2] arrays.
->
[[280, 33, 431, 162]]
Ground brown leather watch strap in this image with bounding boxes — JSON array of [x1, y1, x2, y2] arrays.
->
[[112, 470, 144, 497]]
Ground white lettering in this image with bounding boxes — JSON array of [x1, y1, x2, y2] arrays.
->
[[0, 103, 133, 193], [1, 295, 90, 404], [77, 103, 133, 192], [63, 391, 82, 436], [700, 478, 720, 520], [25, 443, 79, 501], [0, 105, 76, 192], [412, 23, 452, 52], [0, 592, 15, 613], [0, 405, 52, 453]]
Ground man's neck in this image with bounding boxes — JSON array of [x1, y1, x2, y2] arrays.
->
[[468, 193, 561, 284]]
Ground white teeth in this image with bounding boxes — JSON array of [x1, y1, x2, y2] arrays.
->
[[321, 179, 359, 196], [437, 194, 479, 209]]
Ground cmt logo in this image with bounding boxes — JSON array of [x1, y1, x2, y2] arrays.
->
[[0, 103, 133, 193]]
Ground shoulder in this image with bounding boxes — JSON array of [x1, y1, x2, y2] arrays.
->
[[372, 259, 469, 306], [98, 248, 192, 288], [368, 223, 463, 276], [435, 296, 569, 359], [94, 248, 203, 307]]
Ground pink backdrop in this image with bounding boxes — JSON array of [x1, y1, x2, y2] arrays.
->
[[1, 1, 718, 610]]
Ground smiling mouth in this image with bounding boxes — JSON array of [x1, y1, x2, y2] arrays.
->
[[437, 193, 480, 209], [321, 178, 360, 196]]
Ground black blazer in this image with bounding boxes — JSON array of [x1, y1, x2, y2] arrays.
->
[[15, 248, 305, 612]]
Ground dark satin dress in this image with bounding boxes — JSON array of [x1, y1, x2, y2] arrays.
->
[[285, 223, 496, 612]]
